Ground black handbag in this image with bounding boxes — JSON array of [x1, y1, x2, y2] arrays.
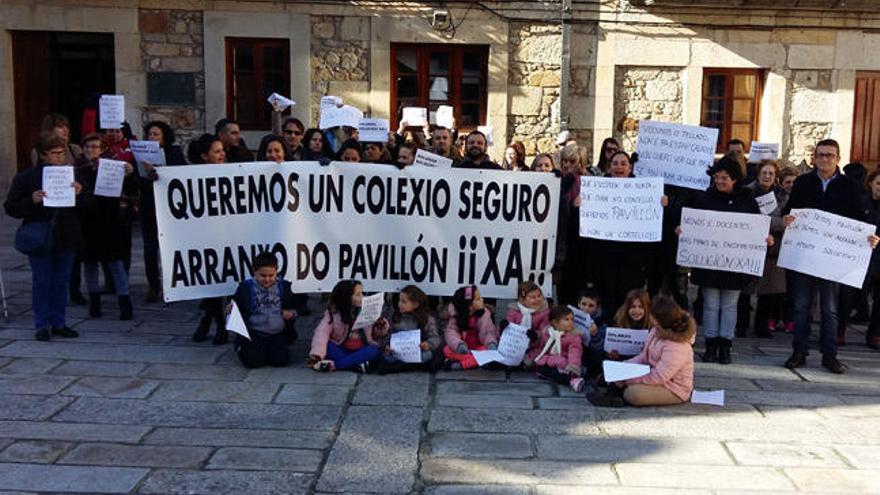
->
[[14, 219, 54, 255]]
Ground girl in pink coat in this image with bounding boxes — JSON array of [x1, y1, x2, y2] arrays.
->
[[587, 295, 695, 407], [442, 285, 499, 370], [309, 280, 388, 372], [504, 281, 551, 368], [534, 306, 585, 392]]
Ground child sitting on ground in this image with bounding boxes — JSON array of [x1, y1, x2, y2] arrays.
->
[[534, 306, 585, 392], [586, 295, 696, 407], [579, 290, 608, 377], [230, 252, 297, 368], [503, 281, 551, 369], [443, 285, 499, 370], [378, 285, 441, 373]]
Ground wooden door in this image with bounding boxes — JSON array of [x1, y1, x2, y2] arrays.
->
[[12, 32, 50, 171], [853, 71, 880, 169]]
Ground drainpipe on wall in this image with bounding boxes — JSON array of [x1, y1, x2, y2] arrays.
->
[[559, 0, 572, 133]]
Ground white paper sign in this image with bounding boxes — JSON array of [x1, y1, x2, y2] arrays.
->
[[749, 142, 779, 163], [352, 292, 385, 330], [358, 118, 390, 143], [603, 360, 650, 382], [469, 323, 531, 367], [267, 92, 295, 111], [778, 208, 874, 288], [579, 176, 664, 242], [320, 104, 363, 129], [477, 125, 494, 146], [677, 208, 770, 276], [603, 327, 649, 356], [99, 94, 125, 130], [41, 166, 76, 207], [130, 140, 166, 166], [471, 350, 501, 367], [225, 300, 250, 340], [94, 159, 127, 198], [402, 107, 428, 127], [567, 305, 593, 335], [435, 105, 454, 129], [755, 192, 778, 215], [636, 120, 718, 190], [321, 95, 343, 111], [413, 149, 453, 169], [390, 329, 422, 363], [691, 389, 725, 406]]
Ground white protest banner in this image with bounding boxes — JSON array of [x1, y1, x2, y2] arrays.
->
[[402, 107, 428, 127], [677, 207, 770, 276], [94, 159, 127, 198], [390, 329, 422, 363], [413, 149, 453, 169], [579, 176, 664, 242], [320, 104, 362, 129], [778, 208, 874, 288], [603, 327, 649, 356], [130, 140, 166, 167], [435, 105, 454, 129], [352, 292, 385, 330], [603, 361, 650, 382], [691, 389, 724, 406], [42, 166, 75, 207], [357, 118, 390, 143], [636, 120, 718, 190], [568, 305, 593, 335], [99, 94, 125, 129], [154, 162, 559, 302], [756, 192, 778, 215], [749, 142, 779, 163], [477, 125, 494, 146], [470, 323, 530, 367], [267, 92, 295, 111], [225, 300, 250, 340]]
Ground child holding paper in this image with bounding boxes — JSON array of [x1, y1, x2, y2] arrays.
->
[[308, 280, 388, 372], [587, 295, 695, 407], [378, 285, 441, 373], [609, 289, 652, 358], [230, 252, 297, 368], [503, 281, 550, 368], [534, 306, 585, 392], [579, 290, 609, 377], [442, 285, 499, 370]]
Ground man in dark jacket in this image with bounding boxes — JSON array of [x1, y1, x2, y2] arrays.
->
[[215, 118, 254, 163], [453, 131, 502, 170], [782, 139, 880, 374]]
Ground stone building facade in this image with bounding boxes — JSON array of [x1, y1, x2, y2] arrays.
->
[[1, 0, 879, 190]]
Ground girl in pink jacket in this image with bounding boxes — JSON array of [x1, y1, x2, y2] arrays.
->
[[442, 285, 499, 370], [534, 306, 585, 392], [587, 295, 695, 407], [504, 281, 551, 369], [308, 280, 388, 372]]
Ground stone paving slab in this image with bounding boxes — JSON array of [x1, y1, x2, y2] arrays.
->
[[421, 458, 618, 485], [537, 435, 733, 465], [427, 432, 533, 459], [60, 376, 159, 399], [0, 463, 148, 493], [0, 440, 74, 464], [0, 375, 75, 395], [51, 360, 147, 377], [724, 441, 847, 468], [353, 373, 429, 406], [139, 363, 250, 381], [244, 366, 359, 385], [58, 443, 213, 468], [206, 447, 323, 472], [143, 427, 333, 450], [425, 485, 532, 495], [0, 341, 226, 364], [317, 406, 423, 494], [434, 393, 535, 409], [614, 463, 795, 491], [430, 407, 600, 435], [148, 380, 281, 403], [0, 394, 72, 421], [274, 383, 353, 405], [535, 487, 713, 495], [785, 467, 880, 493], [436, 380, 556, 397], [138, 469, 313, 495], [53, 397, 342, 430], [0, 358, 63, 374], [0, 421, 150, 443]]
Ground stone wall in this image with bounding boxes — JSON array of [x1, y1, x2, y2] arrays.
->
[[139, 9, 205, 145], [567, 24, 598, 160], [613, 67, 683, 153], [508, 22, 562, 157], [311, 16, 371, 121], [785, 69, 834, 165]]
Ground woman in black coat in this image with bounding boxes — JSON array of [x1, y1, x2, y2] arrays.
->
[[681, 154, 771, 364], [865, 169, 880, 349], [5, 134, 84, 341]]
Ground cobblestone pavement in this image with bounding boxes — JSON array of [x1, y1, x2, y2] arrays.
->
[[1, 215, 880, 494]]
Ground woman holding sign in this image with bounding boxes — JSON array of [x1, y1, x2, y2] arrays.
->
[[5, 135, 84, 341], [681, 155, 769, 364]]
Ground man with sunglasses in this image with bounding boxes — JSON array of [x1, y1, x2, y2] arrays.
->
[[279, 117, 305, 161]]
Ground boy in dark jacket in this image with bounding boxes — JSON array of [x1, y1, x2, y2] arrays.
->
[[231, 252, 298, 368]]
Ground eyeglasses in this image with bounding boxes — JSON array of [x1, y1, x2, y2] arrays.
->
[[283, 129, 303, 136], [816, 152, 837, 159]]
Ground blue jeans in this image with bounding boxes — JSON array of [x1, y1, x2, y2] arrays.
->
[[325, 341, 381, 370], [702, 287, 740, 340], [788, 270, 838, 357], [29, 251, 76, 329], [83, 260, 129, 295]]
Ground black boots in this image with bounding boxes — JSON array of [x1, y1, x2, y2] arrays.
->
[[192, 316, 211, 342], [118, 295, 133, 321], [718, 338, 732, 365], [89, 293, 102, 318], [702, 337, 718, 363]]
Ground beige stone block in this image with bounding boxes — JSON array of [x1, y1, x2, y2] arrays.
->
[[510, 86, 543, 116], [723, 29, 772, 44], [340, 17, 370, 41], [160, 57, 202, 72], [143, 42, 179, 57], [568, 95, 595, 129], [514, 32, 561, 63], [835, 445, 880, 469], [616, 463, 794, 491], [570, 32, 597, 62], [327, 80, 370, 111], [835, 31, 880, 70], [645, 80, 680, 101], [313, 21, 335, 39], [772, 29, 837, 45], [788, 44, 835, 69], [790, 89, 835, 123], [786, 468, 880, 493], [613, 39, 689, 66], [691, 41, 785, 69], [726, 442, 846, 468]]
